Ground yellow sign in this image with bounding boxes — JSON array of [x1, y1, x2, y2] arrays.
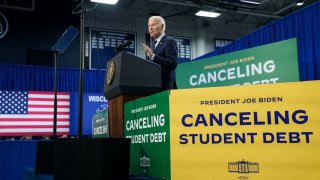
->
[[169, 81, 320, 180]]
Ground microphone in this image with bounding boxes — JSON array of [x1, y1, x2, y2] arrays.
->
[[114, 40, 132, 53]]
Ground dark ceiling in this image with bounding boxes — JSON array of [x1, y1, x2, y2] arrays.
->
[[116, 0, 319, 25], [0, 0, 318, 26]]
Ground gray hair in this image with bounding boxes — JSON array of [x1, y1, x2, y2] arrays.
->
[[149, 16, 166, 32]]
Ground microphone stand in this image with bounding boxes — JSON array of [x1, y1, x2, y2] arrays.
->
[[78, 10, 85, 138], [72, 0, 97, 138], [53, 50, 59, 140], [114, 41, 132, 53]]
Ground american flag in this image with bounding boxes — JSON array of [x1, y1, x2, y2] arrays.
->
[[0, 91, 70, 136]]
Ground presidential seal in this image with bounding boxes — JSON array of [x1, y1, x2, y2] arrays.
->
[[106, 61, 116, 85]]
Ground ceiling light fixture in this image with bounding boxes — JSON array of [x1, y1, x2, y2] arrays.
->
[[296, 0, 304, 6], [195, 10, 221, 18], [90, 0, 119, 5], [240, 0, 260, 5]]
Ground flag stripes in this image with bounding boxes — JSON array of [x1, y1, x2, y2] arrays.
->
[[0, 91, 70, 136]]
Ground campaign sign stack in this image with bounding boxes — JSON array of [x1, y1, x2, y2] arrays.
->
[[124, 81, 320, 180], [124, 39, 320, 180]]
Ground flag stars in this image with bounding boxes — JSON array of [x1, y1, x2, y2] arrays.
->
[[0, 91, 28, 114]]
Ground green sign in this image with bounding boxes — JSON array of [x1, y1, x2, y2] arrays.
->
[[124, 91, 170, 179], [92, 109, 108, 138], [176, 38, 300, 89]]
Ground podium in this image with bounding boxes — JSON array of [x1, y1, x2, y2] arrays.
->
[[103, 52, 161, 137]]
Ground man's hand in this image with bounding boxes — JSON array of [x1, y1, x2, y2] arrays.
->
[[143, 43, 154, 59]]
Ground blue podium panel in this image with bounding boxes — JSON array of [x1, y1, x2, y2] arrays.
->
[[25, 168, 53, 180], [0, 141, 37, 180]]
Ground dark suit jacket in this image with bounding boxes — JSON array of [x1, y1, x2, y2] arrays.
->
[[152, 35, 178, 90]]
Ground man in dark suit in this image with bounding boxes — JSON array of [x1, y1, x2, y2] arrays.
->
[[143, 16, 178, 91]]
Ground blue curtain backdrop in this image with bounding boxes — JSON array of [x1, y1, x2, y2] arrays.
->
[[196, 1, 320, 81], [0, 64, 106, 136], [0, 64, 105, 93]]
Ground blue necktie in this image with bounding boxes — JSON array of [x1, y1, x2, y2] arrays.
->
[[152, 40, 157, 51]]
